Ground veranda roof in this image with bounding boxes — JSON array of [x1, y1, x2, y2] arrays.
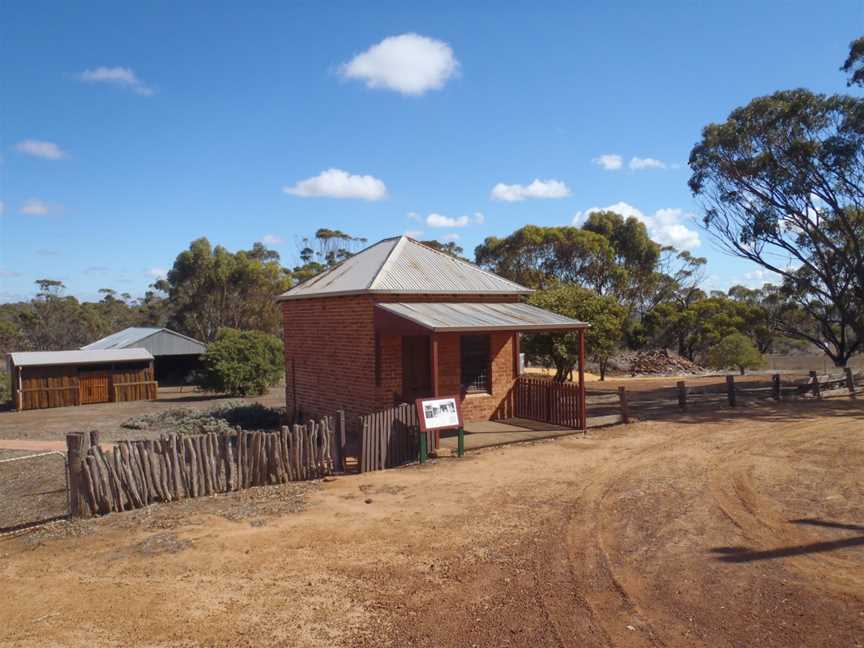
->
[[375, 302, 588, 333], [277, 236, 532, 300]]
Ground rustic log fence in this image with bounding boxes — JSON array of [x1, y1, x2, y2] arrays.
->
[[360, 403, 421, 473], [67, 415, 344, 517]]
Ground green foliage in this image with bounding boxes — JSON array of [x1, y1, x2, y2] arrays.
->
[[707, 333, 764, 375], [198, 328, 284, 396], [288, 229, 368, 286], [841, 36, 864, 87], [526, 285, 626, 381], [688, 89, 864, 366], [0, 371, 9, 405], [475, 225, 621, 293], [155, 238, 291, 342], [419, 239, 466, 259]]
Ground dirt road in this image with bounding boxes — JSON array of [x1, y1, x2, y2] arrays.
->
[[2, 399, 863, 647]]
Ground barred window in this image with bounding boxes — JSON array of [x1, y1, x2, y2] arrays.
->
[[460, 335, 491, 393]]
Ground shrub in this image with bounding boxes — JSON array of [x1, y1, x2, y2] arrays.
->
[[198, 328, 284, 396], [122, 401, 286, 434], [707, 333, 763, 375]]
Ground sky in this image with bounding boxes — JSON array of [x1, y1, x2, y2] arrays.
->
[[1, 1, 862, 302]]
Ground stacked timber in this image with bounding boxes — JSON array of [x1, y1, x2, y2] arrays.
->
[[68, 417, 339, 517]]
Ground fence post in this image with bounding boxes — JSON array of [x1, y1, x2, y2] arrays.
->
[[844, 367, 856, 399], [617, 386, 629, 424], [726, 375, 736, 407], [65, 432, 88, 517], [337, 410, 347, 472], [457, 428, 465, 458], [677, 380, 687, 411], [809, 370, 822, 400], [772, 373, 781, 401], [419, 431, 428, 464]]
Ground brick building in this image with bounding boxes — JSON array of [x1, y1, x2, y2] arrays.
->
[[278, 236, 587, 424]]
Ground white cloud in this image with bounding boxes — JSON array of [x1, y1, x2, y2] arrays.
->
[[78, 66, 154, 96], [407, 211, 422, 222], [15, 139, 67, 160], [424, 211, 485, 228], [441, 233, 461, 242], [284, 168, 387, 201], [147, 267, 167, 278], [260, 234, 284, 245], [490, 179, 571, 202], [339, 33, 459, 96], [427, 213, 469, 227], [0, 269, 21, 278], [19, 198, 58, 216], [0, 201, 4, 215], [592, 154, 623, 171], [573, 201, 701, 250], [405, 229, 424, 238], [629, 156, 666, 170]]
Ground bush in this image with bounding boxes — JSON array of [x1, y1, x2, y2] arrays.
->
[[198, 328, 284, 396], [0, 371, 9, 405], [122, 401, 286, 434], [707, 333, 763, 375]]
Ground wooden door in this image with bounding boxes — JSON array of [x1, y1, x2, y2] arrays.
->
[[79, 372, 110, 404], [402, 336, 432, 403]]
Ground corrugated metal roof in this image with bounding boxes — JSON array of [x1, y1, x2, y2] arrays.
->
[[278, 236, 532, 300], [82, 327, 206, 356], [9, 348, 154, 368], [376, 302, 588, 332]]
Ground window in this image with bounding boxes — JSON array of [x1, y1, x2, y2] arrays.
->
[[460, 335, 491, 393]]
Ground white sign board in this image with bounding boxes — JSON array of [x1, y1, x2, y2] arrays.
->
[[419, 397, 460, 431]]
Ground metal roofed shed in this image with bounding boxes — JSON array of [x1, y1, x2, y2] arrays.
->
[[82, 327, 206, 386], [7, 349, 157, 411], [278, 236, 532, 300], [375, 302, 588, 333]]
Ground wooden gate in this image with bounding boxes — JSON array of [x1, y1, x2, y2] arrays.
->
[[79, 373, 110, 404], [513, 375, 583, 429], [359, 403, 422, 472]]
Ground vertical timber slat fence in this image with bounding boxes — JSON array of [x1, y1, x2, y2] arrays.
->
[[513, 376, 582, 429], [360, 403, 421, 473], [67, 415, 342, 517]]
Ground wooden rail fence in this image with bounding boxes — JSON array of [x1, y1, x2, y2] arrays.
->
[[587, 369, 863, 423], [360, 403, 421, 473], [66, 416, 343, 517]]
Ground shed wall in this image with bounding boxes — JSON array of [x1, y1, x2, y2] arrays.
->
[[13, 361, 156, 411]]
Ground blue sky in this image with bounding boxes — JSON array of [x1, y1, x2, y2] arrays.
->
[[1, 1, 862, 302]]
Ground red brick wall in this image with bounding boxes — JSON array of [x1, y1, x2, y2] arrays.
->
[[282, 292, 522, 423]]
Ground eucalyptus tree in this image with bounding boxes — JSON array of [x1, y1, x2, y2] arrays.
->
[[689, 89, 864, 365]]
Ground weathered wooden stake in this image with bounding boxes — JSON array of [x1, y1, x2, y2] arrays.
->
[[809, 371, 822, 400], [65, 433, 88, 517], [726, 375, 736, 407], [845, 367, 856, 399], [677, 380, 687, 411], [617, 386, 630, 424], [772, 373, 781, 401]]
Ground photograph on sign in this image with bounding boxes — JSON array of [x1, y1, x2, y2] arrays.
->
[[420, 397, 460, 430]]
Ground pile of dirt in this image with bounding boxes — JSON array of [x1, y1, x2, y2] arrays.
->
[[610, 349, 707, 376]]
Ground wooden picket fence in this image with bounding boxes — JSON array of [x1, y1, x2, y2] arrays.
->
[[66, 416, 342, 517], [513, 375, 584, 429], [360, 403, 422, 473]]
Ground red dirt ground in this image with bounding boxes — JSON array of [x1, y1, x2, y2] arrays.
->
[[1, 398, 862, 647]]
